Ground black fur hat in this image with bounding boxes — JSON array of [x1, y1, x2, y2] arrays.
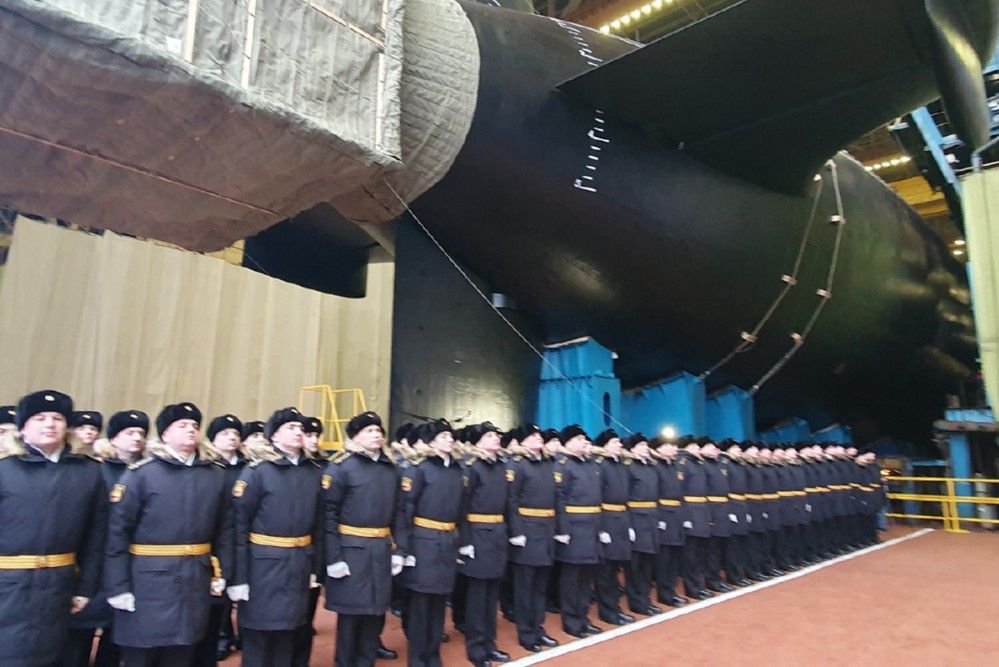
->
[[155, 402, 202, 436], [70, 411, 103, 431], [593, 429, 619, 448], [558, 424, 588, 444], [241, 421, 264, 440], [303, 416, 324, 436], [346, 411, 384, 439], [264, 407, 303, 439], [17, 390, 73, 429], [108, 411, 150, 439], [207, 414, 243, 442], [0, 405, 16, 426], [623, 432, 649, 449]]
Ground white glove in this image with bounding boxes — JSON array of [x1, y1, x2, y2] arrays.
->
[[309, 573, 321, 589], [210, 577, 226, 596], [108, 592, 135, 612], [226, 584, 249, 601], [746, 514, 752, 524], [763, 512, 770, 519], [404, 555, 416, 567], [70, 596, 89, 614], [805, 503, 812, 512], [598, 531, 612, 544], [509, 535, 527, 547], [682, 521, 693, 529], [327, 561, 351, 579], [458, 545, 476, 559], [391, 554, 404, 576], [554, 534, 571, 544], [628, 528, 636, 542], [657, 521, 667, 531]]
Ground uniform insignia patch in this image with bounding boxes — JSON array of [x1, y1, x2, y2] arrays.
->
[[463, 475, 469, 487], [109, 483, 125, 503], [677, 472, 684, 480], [722, 469, 728, 476], [554, 471, 563, 483], [322, 474, 332, 490], [232, 480, 247, 498], [401, 477, 413, 492], [506, 469, 515, 482]]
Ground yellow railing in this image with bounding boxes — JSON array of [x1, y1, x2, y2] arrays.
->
[[298, 385, 368, 452], [884, 476, 999, 533]]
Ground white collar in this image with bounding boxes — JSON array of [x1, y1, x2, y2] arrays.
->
[[286, 454, 300, 466], [165, 445, 196, 466], [28, 444, 61, 463], [225, 454, 239, 465]]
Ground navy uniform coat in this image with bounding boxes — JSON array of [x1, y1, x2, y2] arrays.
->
[[0, 442, 106, 666], [760, 465, 782, 531], [105, 449, 234, 648], [788, 463, 809, 526], [323, 450, 401, 616], [555, 454, 602, 565], [744, 463, 768, 534], [655, 458, 686, 547], [678, 453, 710, 538], [233, 455, 324, 630], [775, 464, 799, 528], [597, 455, 632, 561], [703, 457, 733, 538], [506, 453, 557, 567], [458, 453, 509, 580], [398, 455, 466, 595], [628, 457, 659, 554], [720, 455, 749, 536]]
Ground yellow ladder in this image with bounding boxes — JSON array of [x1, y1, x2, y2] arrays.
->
[[298, 385, 368, 452]]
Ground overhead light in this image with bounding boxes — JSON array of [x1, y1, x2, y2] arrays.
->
[[621, 14, 631, 25], [660, 425, 677, 439], [954, 239, 966, 246], [953, 249, 965, 256], [653, 0, 663, 8], [611, 19, 621, 29], [865, 154, 912, 171], [600, 24, 610, 33], [631, 9, 641, 19], [607, 0, 675, 33], [642, 4, 652, 14]]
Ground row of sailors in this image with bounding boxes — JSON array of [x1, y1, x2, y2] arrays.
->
[[0, 393, 884, 667]]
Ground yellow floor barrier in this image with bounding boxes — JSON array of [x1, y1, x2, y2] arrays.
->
[[298, 385, 368, 452], [885, 475, 999, 533]]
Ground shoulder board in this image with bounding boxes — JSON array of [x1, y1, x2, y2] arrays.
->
[[678, 458, 687, 465], [463, 455, 478, 467], [556, 455, 568, 465], [512, 454, 523, 462], [308, 458, 324, 468], [330, 451, 352, 464], [85, 454, 103, 463], [212, 460, 226, 468], [127, 457, 155, 470], [595, 455, 606, 464], [412, 455, 427, 466], [249, 459, 264, 468]]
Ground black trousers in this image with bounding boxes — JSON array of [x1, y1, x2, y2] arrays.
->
[[240, 628, 295, 667], [406, 591, 447, 667], [191, 603, 225, 667], [558, 562, 595, 634], [681, 536, 708, 595], [744, 533, 764, 577], [511, 563, 550, 647], [595, 559, 626, 620], [726, 534, 747, 581], [62, 627, 120, 667], [625, 552, 655, 611], [291, 587, 321, 667], [121, 646, 193, 667], [655, 544, 683, 601], [335, 614, 383, 667], [452, 573, 468, 630], [547, 563, 560, 610], [499, 565, 515, 619], [705, 537, 725, 588], [464, 577, 501, 663]]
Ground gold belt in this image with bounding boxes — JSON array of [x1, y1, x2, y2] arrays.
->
[[0, 553, 76, 569], [601, 503, 627, 512], [817, 486, 830, 492], [777, 491, 806, 497], [685, 496, 707, 503], [707, 496, 728, 503], [467, 513, 504, 524], [728, 493, 746, 501], [860, 487, 874, 492], [745, 493, 764, 500], [830, 485, 850, 490], [566, 505, 602, 514], [338, 525, 391, 538], [414, 517, 456, 531], [658, 499, 681, 507], [628, 501, 657, 509], [805, 487, 821, 492], [763, 493, 780, 500], [519, 507, 556, 518], [130, 543, 211, 557], [250, 533, 312, 548], [850, 483, 863, 488]]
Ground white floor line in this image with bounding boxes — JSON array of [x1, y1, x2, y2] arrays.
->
[[508, 528, 935, 666]]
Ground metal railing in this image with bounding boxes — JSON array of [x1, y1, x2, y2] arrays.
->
[[885, 476, 999, 533], [298, 385, 368, 452]]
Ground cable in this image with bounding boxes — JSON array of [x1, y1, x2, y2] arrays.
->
[[700, 175, 825, 381], [382, 179, 635, 435], [750, 158, 847, 395]]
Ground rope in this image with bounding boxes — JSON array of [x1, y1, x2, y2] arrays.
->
[[382, 179, 634, 434], [700, 175, 825, 381], [749, 159, 847, 395]]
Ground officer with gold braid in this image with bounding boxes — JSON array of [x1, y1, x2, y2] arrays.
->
[[105, 402, 234, 667], [228, 407, 324, 666], [0, 390, 107, 667]]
